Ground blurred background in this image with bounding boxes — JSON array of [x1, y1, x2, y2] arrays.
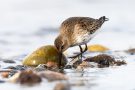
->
[[0, 0, 135, 58]]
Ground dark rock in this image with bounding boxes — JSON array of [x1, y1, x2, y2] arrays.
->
[[72, 59, 82, 68], [84, 54, 124, 68], [126, 48, 135, 55], [115, 60, 127, 66], [3, 60, 16, 63], [4, 65, 28, 71], [14, 65, 28, 71], [0, 80, 5, 83], [8, 70, 18, 78], [4, 66, 16, 69], [64, 65, 72, 69]]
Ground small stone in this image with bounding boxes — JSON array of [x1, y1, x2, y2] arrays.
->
[[72, 59, 82, 68], [35, 64, 47, 72], [39, 71, 68, 81], [46, 61, 58, 68], [87, 44, 109, 52], [8, 70, 18, 78], [126, 48, 135, 55], [0, 80, 5, 83], [4, 66, 16, 69], [1, 72, 9, 78], [54, 82, 71, 90], [115, 60, 127, 66], [9, 70, 42, 84], [14, 65, 28, 71], [64, 65, 72, 69], [3, 60, 16, 63]]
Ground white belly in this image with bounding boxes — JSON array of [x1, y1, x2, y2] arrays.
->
[[75, 30, 99, 46], [76, 33, 91, 45]]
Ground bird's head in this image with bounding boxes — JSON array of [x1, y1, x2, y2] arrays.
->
[[95, 16, 109, 28], [98, 16, 109, 23], [54, 35, 69, 53]]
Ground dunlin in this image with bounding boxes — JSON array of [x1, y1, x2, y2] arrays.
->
[[55, 16, 109, 67]]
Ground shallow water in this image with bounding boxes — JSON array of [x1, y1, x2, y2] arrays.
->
[[1, 44, 135, 90]]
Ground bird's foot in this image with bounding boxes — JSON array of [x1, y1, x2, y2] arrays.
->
[[68, 52, 85, 59]]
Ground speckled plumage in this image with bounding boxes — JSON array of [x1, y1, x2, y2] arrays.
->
[[55, 16, 108, 52], [54, 16, 108, 67]]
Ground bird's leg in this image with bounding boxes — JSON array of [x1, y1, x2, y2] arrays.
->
[[79, 45, 83, 59], [83, 43, 88, 52], [69, 44, 88, 59]]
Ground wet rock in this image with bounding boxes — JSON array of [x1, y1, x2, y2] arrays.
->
[[3, 65, 28, 78], [1, 72, 9, 78], [0, 80, 5, 83], [39, 71, 68, 81], [64, 65, 72, 69], [34, 64, 47, 72], [9, 70, 42, 84], [72, 59, 82, 68], [8, 70, 18, 78], [76, 61, 95, 70], [5, 65, 28, 71], [0, 69, 12, 72], [3, 60, 16, 63], [87, 44, 109, 52], [23, 45, 67, 68], [4, 66, 16, 69], [126, 48, 135, 55], [54, 82, 71, 90], [46, 61, 58, 68], [35, 64, 63, 72], [84, 54, 126, 68], [114, 60, 127, 66], [14, 65, 28, 71]]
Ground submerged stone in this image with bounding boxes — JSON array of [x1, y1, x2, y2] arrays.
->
[[9, 70, 41, 84], [22, 45, 67, 67], [87, 44, 109, 52], [126, 48, 135, 55], [3, 60, 16, 63], [84, 54, 126, 68]]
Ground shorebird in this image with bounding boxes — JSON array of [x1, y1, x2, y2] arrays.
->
[[54, 16, 109, 67]]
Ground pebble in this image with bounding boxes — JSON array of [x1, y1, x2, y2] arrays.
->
[[54, 82, 71, 90], [35, 64, 47, 72], [14, 65, 28, 71], [4, 65, 28, 71], [8, 70, 18, 78], [4, 66, 16, 69], [3, 60, 16, 63], [39, 71, 68, 81], [1, 72, 9, 78], [64, 65, 72, 69], [0, 80, 5, 83], [9, 70, 42, 84]]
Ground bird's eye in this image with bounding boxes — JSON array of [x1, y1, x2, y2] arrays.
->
[[61, 45, 64, 50]]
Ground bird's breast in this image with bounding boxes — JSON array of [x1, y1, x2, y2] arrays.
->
[[74, 33, 92, 46]]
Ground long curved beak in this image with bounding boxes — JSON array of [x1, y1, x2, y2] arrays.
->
[[58, 51, 63, 68]]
